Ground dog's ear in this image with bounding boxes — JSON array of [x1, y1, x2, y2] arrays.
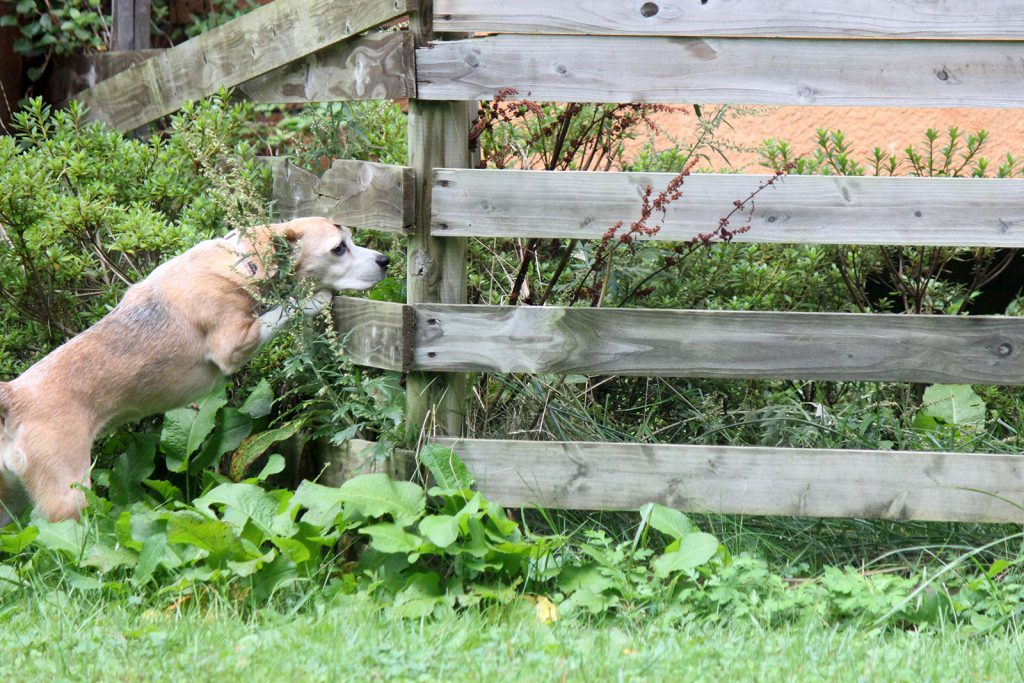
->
[[283, 226, 303, 243]]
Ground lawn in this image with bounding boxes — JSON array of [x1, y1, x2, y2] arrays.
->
[[3, 591, 1023, 682]]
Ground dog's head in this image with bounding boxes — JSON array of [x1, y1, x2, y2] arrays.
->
[[253, 217, 389, 292]]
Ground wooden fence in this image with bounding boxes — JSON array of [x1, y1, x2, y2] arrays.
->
[[74, 0, 1024, 523]]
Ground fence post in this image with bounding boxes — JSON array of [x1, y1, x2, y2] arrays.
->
[[112, 0, 151, 51], [405, 2, 471, 444]]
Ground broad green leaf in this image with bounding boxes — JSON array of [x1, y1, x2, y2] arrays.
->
[[161, 387, 229, 472], [228, 418, 304, 482], [652, 532, 720, 577], [644, 503, 695, 540], [32, 518, 87, 556], [338, 473, 425, 526], [566, 586, 619, 614], [0, 526, 38, 554], [291, 480, 346, 528], [988, 559, 1011, 578], [192, 408, 252, 473], [134, 532, 167, 584], [250, 553, 297, 602], [920, 384, 986, 427], [240, 379, 275, 418], [108, 433, 157, 505], [419, 444, 475, 490], [419, 515, 459, 548], [911, 412, 941, 432], [82, 539, 137, 572], [360, 522, 423, 554], [252, 454, 286, 483], [391, 572, 444, 619], [194, 483, 296, 538], [271, 537, 311, 564], [558, 565, 617, 595], [143, 479, 183, 504], [165, 511, 249, 566]]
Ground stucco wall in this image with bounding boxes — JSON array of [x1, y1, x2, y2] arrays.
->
[[658, 106, 1024, 172]]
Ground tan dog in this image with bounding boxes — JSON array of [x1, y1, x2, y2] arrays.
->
[[0, 217, 388, 524]]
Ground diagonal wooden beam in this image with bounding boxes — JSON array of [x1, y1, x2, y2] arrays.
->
[[78, 0, 415, 130]]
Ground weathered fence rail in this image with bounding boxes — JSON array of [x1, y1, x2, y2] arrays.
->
[[416, 36, 1024, 107], [432, 170, 1024, 247], [332, 297, 1024, 385], [432, 0, 1024, 39], [434, 438, 1024, 523], [79, 0, 413, 129], [73, 0, 1024, 521], [265, 158, 414, 233]]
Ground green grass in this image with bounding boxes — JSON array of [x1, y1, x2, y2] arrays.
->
[[3, 591, 1024, 682]]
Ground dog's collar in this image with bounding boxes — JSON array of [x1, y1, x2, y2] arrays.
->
[[232, 254, 260, 277]]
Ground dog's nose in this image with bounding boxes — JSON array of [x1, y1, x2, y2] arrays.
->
[[376, 254, 390, 268]]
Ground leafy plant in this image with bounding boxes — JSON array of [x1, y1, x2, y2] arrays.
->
[[1, 0, 108, 81], [759, 128, 1022, 315]]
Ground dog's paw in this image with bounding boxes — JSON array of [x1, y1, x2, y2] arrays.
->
[[301, 290, 334, 317]]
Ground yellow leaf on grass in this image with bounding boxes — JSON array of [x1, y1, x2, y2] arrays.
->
[[523, 595, 559, 623]]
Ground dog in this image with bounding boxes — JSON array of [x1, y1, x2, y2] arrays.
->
[[0, 216, 389, 525]]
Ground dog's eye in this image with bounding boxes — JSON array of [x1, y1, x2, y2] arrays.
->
[[331, 242, 347, 256]]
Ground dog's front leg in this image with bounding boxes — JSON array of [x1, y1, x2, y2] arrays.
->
[[208, 293, 334, 376], [257, 291, 333, 346]]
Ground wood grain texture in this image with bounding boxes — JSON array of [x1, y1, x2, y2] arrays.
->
[[78, 0, 413, 130], [434, 438, 1024, 522], [112, 0, 150, 50], [316, 439, 414, 486], [47, 51, 161, 105], [404, 3, 473, 440], [414, 305, 1024, 384], [332, 296, 412, 372], [433, 0, 1024, 40], [238, 32, 415, 103], [417, 35, 1024, 108], [432, 170, 1024, 247], [266, 157, 413, 233]]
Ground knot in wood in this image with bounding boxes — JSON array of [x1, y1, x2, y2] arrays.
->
[[640, 2, 660, 17]]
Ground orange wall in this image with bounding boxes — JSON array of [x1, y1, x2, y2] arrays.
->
[[658, 106, 1024, 172]]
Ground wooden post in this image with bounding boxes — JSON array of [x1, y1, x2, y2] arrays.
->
[[405, 2, 472, 444], [112, 0, 151, 51]]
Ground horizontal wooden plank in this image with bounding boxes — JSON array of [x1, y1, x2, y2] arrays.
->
[[434, 438, 1024, 522], [432, 170, 1024, 247], [434, 0, 1024, 40], [417, 35, 1024, 107], [78, 0, 413, 130], [315, 438, 413, 486], [414, 305, 1024, 384], [238, 32, 415, 103], [266, 158, 414, 233], [332, 296, 412, 372]]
